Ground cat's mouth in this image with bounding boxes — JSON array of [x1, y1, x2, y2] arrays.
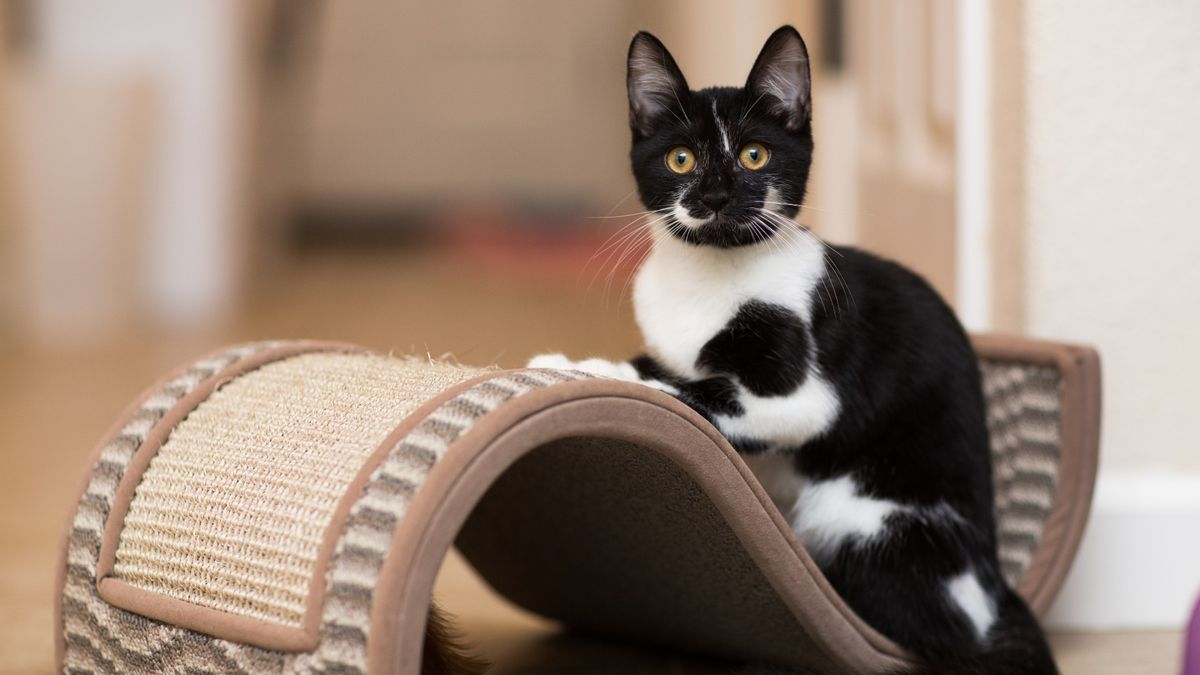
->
[[667, 207, 782, 248]]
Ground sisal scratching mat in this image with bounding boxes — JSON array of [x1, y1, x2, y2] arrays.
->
[[56, 335, 1100, 674]]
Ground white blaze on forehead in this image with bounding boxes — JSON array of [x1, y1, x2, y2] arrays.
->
[[712, 100, 732, 155]]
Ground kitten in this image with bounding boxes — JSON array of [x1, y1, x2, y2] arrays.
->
[[530, 26, 1058, 675]]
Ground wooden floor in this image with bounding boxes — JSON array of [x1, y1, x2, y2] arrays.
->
[[0, 250, 1181, 673]]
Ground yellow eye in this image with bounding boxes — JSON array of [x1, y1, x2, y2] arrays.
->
[[665, 146, 696, 174], [739, 143, 769, 170]]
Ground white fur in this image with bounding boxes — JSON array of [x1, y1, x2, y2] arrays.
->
[[763, 185, 783, 210], [529, 219, 841, 446], [526, 353, 679, 394], [632, 221, 840, 445], [712, 100, 731, 156], [712, 379, 840, 447], [633, 229, 827, 376], [945, 570, 997, 641], [672, 199, 708, 229], [790, 475, 906, 565]]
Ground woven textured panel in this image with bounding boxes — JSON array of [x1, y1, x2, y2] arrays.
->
[[64, 344, 585, 673], [112, 352, 486, 627], [979, 359, 1064, 585]]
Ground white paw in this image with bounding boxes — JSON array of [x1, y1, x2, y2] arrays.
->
[[525, 353, 679, 395], [527, 353, 574, 369], [572, 357, 640, 380]]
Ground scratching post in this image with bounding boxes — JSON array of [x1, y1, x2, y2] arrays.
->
[[57, 335, 1099, 674]]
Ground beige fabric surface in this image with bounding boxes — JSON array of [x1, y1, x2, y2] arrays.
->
[[112, 352, 486, 627], [61, 343, 588, 674]]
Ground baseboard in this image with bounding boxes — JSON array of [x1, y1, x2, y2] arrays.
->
[[1043, 469, 1200, 630]]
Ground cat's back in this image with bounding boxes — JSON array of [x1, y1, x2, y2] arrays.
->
[[818, 244, 976, 366]]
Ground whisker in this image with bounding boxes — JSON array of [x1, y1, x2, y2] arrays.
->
[[583, 221, 647, 295], [599, 225, 653, 305], [741, 91, 768, 125], [761, 208, 845, 259], [761, 200, 834, 215], [761, 210, 853, 317], [584, 209, 672, 302], [579, 211, 669, 292], [602, 213, 670, 306], [585, 206, 673, 220], [601, 188, 637, 218]]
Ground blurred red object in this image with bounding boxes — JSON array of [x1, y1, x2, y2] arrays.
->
[[438, 205, 651, 286]]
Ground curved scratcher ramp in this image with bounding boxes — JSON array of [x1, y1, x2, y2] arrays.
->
[[56, 335, 1100, 674]]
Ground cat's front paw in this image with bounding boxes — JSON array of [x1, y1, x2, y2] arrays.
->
[[527, 353, 575, 370], [526, 353, 637, 379], [525, 353, 679, 395]]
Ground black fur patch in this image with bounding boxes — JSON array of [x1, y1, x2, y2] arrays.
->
[[697, 301, 809, 397], [632, 354, 745, 418]]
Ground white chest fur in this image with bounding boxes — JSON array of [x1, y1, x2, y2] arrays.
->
[[632, 233, 828, 379], [633, 230, 842, 448]]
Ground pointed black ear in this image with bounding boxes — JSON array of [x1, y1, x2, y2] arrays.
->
[[627, 31, 690, 137], [745, 26, 812, 131]]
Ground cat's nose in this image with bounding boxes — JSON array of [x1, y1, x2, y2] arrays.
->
[[700, 190, 732, 214]]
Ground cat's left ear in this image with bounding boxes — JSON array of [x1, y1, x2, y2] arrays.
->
[[627, 31, 690, 138], [745, 26, 812, 131]]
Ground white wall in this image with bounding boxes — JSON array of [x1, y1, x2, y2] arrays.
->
[[1024, 0, 1200, 473], [31, 0, 247, 328], [1023, 0, 1200, 629]]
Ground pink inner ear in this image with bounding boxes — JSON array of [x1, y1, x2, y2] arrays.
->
[[745, 28, 812, 130]]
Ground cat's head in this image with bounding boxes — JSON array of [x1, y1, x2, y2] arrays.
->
[[626, 26, 813, 248]]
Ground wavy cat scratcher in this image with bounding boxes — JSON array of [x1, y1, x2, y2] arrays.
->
[[56, 335, 1100, 674]]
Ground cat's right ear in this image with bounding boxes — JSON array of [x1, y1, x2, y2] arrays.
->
[[627, 31, 690, 138], [745, 26, 812, 131]]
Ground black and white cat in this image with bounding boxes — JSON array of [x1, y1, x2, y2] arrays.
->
[[530, 26, 1058, 675]]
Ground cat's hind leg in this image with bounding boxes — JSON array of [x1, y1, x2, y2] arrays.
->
[[811, 500, 1054, 671]]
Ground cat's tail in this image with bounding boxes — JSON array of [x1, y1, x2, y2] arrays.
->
[[421, 602, 489, 675], [742, 588, 1059, 675]]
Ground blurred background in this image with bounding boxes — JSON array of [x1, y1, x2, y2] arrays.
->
[[1, 1, 1197, 673]]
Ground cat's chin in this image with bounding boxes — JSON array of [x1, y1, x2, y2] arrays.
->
[[666, 219, 779, 249]]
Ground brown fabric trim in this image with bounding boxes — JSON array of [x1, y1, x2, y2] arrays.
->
[[97, 578, 318, 651], [93, 341, 366, 652], [367, 377, 917, 675], [55, 343, 261, 672], [64, 333, 1099, 671], [973, 333, 1102, 615]]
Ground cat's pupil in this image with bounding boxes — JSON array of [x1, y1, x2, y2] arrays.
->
[[675, 153, 687, 165], [747, 148, 759, 161]]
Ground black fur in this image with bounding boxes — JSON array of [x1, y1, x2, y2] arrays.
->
[[622, 27, 1059, 675], [698, 301, 810, 397], [627, 29, 814, 249]]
